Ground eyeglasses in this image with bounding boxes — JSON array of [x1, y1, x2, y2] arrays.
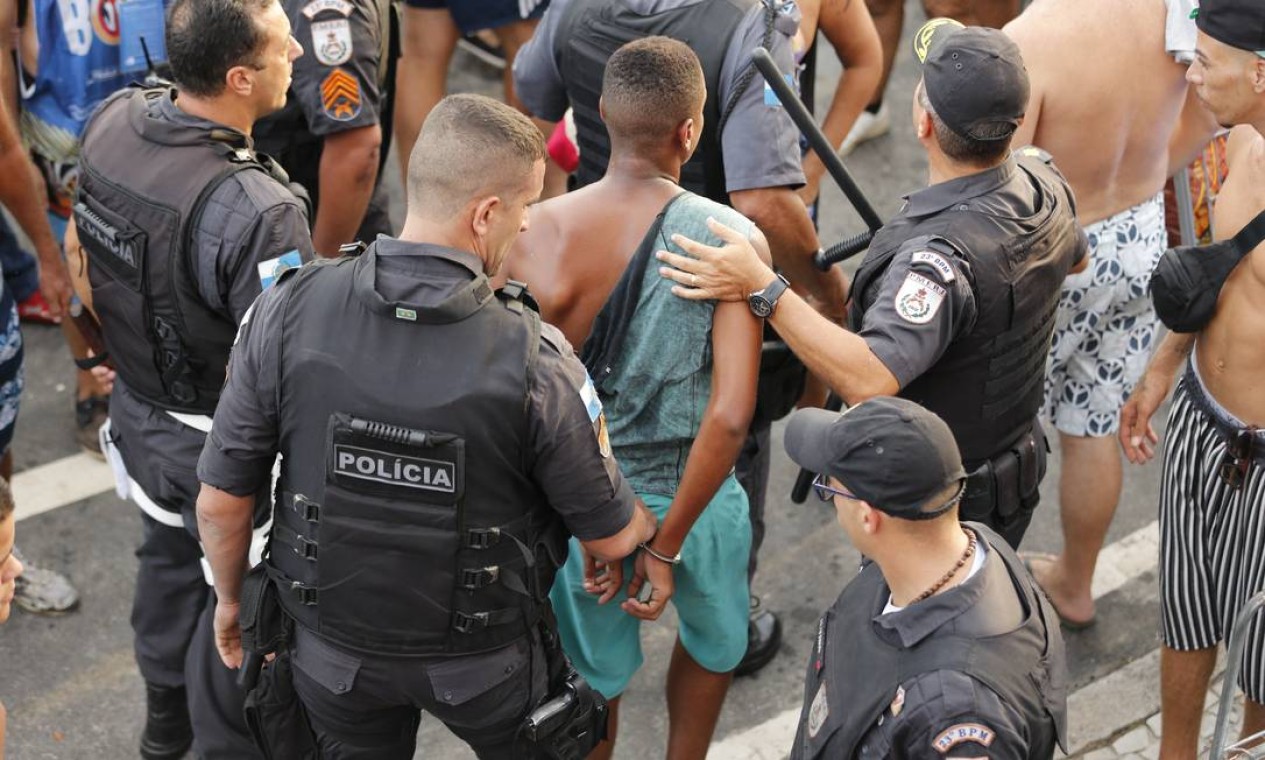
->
[[812, 474, 862, 504], [1219, 427, 1258, 490]]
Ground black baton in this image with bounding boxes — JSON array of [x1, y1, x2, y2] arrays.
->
[[751, 47, 884, 269], [753, 48, 873, 502]]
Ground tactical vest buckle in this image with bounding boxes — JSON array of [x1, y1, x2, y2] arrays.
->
[[290, 582, 318, 606], [466, 528, 501, 549], [453, 611, 490, 633], [291, 535, 319, 561], [293, 494, 320, 522], [460, 566, 501, 590]]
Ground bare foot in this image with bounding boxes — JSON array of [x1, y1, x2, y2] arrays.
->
[[1022, 553, 1096, 629]]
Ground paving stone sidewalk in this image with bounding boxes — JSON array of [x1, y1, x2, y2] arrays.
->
[[1071, 676, 1247, 759]]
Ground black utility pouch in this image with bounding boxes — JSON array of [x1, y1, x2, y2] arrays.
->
[[238, 565, 317, 760], [242, 650, 318, 760]]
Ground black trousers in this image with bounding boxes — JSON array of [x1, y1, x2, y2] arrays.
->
[[290, 625, 548, 759], [132, 515, 261, 759], [736, 423, 772, 586]]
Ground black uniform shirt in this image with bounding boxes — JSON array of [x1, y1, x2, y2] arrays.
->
[[514, 0, 806, 193], [198, 240, 638, 542], [853, 160, 1088, 388], [802, 545, 1034, 759], [109, 92, 314, 521]]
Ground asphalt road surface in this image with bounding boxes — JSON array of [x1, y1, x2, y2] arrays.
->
[[0, 4, 1172, 757]]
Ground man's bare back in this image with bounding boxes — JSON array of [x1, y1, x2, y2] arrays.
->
[[509, 178, 685, 348], [1006, 0, 1193, 224], [1196, 125, 1265, 425]]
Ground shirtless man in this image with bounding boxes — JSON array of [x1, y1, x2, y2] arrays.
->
[[1004, 0, 1218, 628], [507, 36, 765, 759], [1119, 0, 1265, 753]]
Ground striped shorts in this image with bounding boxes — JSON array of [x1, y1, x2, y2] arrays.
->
[[1158, 359, 1265, 702]]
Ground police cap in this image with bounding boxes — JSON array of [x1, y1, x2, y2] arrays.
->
[[913, 19, 1030, 142], [784, 397, 967, 520]]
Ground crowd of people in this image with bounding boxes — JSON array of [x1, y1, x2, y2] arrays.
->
[[0, 0, 1262, 758]]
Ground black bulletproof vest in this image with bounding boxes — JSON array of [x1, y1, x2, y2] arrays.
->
[[556, 0, 759, 204], [266, 246, 564, 656], [77, 87, 270, 413], [849, 156, 1080, 468], [793, 523, 1067, 759]]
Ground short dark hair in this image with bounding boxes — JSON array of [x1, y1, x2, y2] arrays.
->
[[918, 84, 1012, 166], [0, 477, 13, 523], [166, 0, 274, 97], [407, 94, 547, 218], [602, 37, 705, 147]]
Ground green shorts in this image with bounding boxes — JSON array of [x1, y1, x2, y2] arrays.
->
[[550, 475, 751, 698]]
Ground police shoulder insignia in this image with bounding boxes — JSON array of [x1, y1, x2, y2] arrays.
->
[[257, 250, 303, 291], [932, 723, 996, 753], [312, 18, 353, 66], [911, 251, 956, 283], [807, 681, 829, 739], [894, 272, 947, 325], [302, 0, 353, 19], [320, 69, 363, 122]]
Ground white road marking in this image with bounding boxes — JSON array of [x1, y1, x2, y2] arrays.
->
[[12, 452, 115, 522], [710, 520, 1163, 759]]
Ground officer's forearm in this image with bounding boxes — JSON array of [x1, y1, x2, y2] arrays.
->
[[196, 484, 255, 606], [312, 125, 382, 257], [769, 291, 899, 405], [729, 187, 848, 320]]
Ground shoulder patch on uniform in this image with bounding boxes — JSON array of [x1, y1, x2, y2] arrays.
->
[[807, 681, 829, 738], [894, 272, 947, 324], [577, 372, 611, 458], [312, 19, 353, 66], [257, 250, 303, 290], [320, 69, 362, 121], [910, 251, 956, 283], [933, 723, 996, 753], [1014, 145, 1054, 164], [302, 0, 353, 18]]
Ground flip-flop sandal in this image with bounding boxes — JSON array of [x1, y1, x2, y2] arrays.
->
[[1021, 552, 1097, 631]]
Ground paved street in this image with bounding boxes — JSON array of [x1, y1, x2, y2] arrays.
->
[[0, 3, 1248, 758]]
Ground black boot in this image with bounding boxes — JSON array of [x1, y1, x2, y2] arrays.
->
[[140, 683, 193, 760], [735, 600, 782, 677]]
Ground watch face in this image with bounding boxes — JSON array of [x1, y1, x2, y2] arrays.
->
[[749, 295, 773, 318]]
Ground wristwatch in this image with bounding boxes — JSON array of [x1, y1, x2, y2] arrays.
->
[[747, 274, 790, 318]]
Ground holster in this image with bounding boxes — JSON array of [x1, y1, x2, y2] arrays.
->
[[238, 564, 318, 760], [960, 420, 1048, 529], [518, 605, 609, 760]]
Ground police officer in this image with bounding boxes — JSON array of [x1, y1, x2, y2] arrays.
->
[[196, 93, 658, 759], [783, 397, 1067, 758], [659, 20, 1089, 548], [253, 0, 394, 255], [72, 1, 312, 757], [514, 0, 851, 675]]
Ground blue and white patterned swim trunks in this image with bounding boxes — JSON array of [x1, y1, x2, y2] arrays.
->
[[1043, 192, 1165, 438], [0, 282, 24, 457]]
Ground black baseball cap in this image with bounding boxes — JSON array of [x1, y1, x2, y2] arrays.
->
[[913, 18, 1030, 141], [784, 397, 967, 520], [1195, 0, 1265, 54]]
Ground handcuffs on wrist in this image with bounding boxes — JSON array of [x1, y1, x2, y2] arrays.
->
[[638, 541, 682, 565]]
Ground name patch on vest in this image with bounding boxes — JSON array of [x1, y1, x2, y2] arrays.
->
[[333, 444, 456, 493], [932, 723, 995, 753], [894, 272, 946, 325], [75, 201, 140, 270]]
